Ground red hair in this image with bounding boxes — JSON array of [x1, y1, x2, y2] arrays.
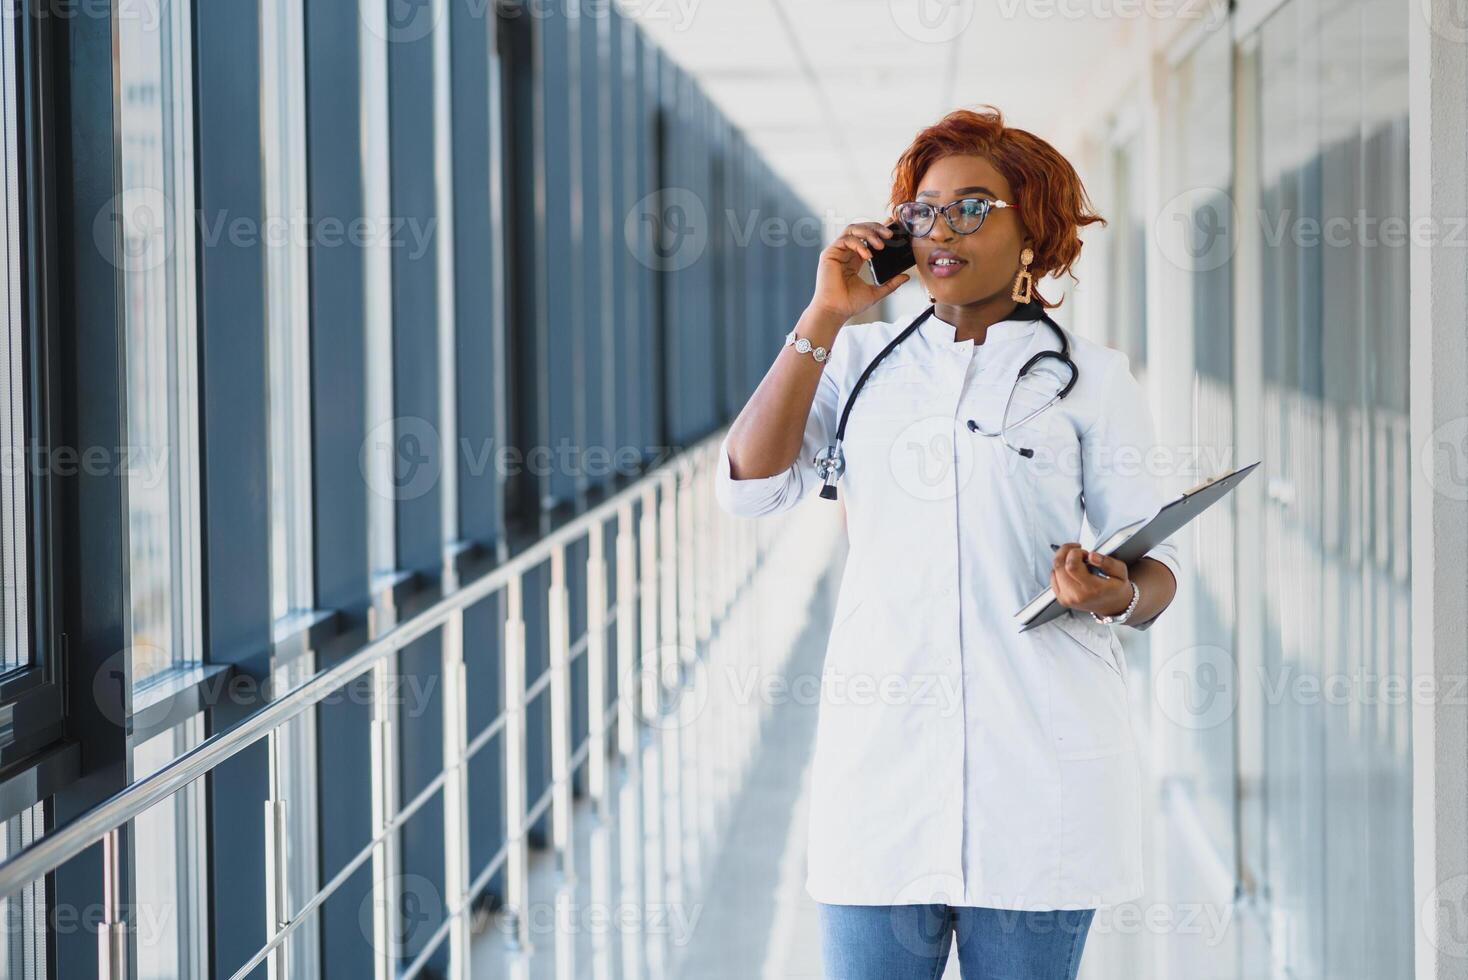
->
[[888, 105, 1105, 308]]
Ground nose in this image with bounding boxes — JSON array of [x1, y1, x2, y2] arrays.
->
[[924, 217, 956, 244]]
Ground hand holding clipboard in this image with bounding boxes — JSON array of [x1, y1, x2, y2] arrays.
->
[[1016, 460, 1262, 632]]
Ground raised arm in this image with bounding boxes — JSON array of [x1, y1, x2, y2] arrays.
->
[[715, 220, 911, 518]]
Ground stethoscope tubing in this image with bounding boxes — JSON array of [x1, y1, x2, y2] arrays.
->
[[817, 302, 1078, 500]]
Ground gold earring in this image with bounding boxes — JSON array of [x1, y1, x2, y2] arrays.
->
[[1011, 247, 1035, 304]]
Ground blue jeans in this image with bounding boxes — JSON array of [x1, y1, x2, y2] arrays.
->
[[817, 903, 1095, 980]]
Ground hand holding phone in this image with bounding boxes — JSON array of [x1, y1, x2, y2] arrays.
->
[[866, 221, 916, 286], [808, 221, 915, 323]]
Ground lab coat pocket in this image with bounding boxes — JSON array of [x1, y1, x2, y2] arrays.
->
[[1046, 617, 1130, 760], [1052, 611, 1122, 679], [1058, 750, 1144, 902]]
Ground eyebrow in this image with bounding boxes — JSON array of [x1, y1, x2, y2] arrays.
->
[[916, 185, 997, 199]]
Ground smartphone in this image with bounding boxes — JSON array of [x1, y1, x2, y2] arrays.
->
[[866, 221, 916, 286]]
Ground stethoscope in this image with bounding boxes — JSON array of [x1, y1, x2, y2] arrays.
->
[[815, 299, 1078, 501]]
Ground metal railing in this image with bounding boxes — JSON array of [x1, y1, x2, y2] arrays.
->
[[0, 433, 807, 979]]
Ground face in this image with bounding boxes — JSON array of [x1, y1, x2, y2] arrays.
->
[[903, 154, 1031, 306]]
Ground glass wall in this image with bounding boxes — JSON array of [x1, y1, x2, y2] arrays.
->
[[0, 0, 825, 972], [1242, 0, 1411, 975], [1158, 21, 1237, 867], [1105, 130, 1149, 375], [117, 0, 202, 689]]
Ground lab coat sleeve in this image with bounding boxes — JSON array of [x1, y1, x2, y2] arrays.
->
[[714, 362, 840, 519], [1079, 351, 1181, 632]]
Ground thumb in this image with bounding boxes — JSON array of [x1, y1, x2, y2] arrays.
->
[[875, 272, 910, 297], [1085, 549, 1128, 579]]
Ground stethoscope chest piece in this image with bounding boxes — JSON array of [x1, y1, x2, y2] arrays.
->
[[815, 442, 845, 500]]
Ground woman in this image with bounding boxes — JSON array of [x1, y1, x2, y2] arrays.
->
[[714, 106, 1181, 979]]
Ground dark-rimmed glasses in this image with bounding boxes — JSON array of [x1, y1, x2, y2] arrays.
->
[[894, 197, 1019, 237]]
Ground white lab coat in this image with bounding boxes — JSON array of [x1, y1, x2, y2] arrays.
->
[[713, 307, 1182, 910]]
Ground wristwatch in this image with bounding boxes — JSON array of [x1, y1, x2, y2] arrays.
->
[[784, 329, 830, 363], [1090, 580, 1140, 626]]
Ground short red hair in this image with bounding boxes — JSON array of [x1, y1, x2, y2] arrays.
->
[[888, 105, 1105, 308]]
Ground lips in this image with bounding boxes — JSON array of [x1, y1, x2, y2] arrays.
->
[[921, 250, 968, 277], [929, 249, 967, 279]]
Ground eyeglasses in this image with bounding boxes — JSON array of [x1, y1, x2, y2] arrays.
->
[[894, 197, 1019, 237]]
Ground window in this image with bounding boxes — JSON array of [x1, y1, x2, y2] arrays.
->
[[132, 718, 209, 980], [116, 2, 211, 973], [262, 0, 315, 628], [1105, 131, 1148, 373], [116, 0, 203, 690], [0, 804, 45, 978], [0, 0, 25, 677], [360, 1, 396, 582], [261, 0, 322, 973]]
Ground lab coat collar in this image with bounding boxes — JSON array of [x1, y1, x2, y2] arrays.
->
[[921, 301, 1046, 349]]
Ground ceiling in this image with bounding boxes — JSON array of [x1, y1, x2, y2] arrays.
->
[[624, 0, 1164, 226]]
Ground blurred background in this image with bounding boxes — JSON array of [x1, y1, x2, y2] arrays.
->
[[0, 0, 1463, 977]]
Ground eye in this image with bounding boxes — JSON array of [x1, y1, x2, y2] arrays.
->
[[957, 199, 988, 218]]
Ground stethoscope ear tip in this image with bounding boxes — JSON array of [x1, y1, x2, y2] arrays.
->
[[819, 484, 839, 501]]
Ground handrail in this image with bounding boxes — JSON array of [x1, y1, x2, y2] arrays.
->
[[0, 434, 714, 901]]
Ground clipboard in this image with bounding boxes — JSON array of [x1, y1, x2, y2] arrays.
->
[[1015, 460, 1261, 632]]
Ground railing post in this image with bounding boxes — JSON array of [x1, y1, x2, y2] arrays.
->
[[548, 545, 575, 881], [638, 485, 660, 731], [442, 609, 471, 979], [98, 828, 128, 980], [369, 654, 400, 980], [586, 522, 609, 819], [264, 727, 290, 980], [615, 501, 637, 761], [503, 574, 531, 953], [676, 463, 703, 896], [658, 470, 684, 921]]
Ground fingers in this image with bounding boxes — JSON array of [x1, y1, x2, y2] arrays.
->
[[1053, 553, 1089, 597], [833, 222, 895, 262], [1086, 550, 1129, 579]]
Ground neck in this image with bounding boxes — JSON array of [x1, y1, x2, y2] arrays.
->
[[934, 291, 1023, 345]]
